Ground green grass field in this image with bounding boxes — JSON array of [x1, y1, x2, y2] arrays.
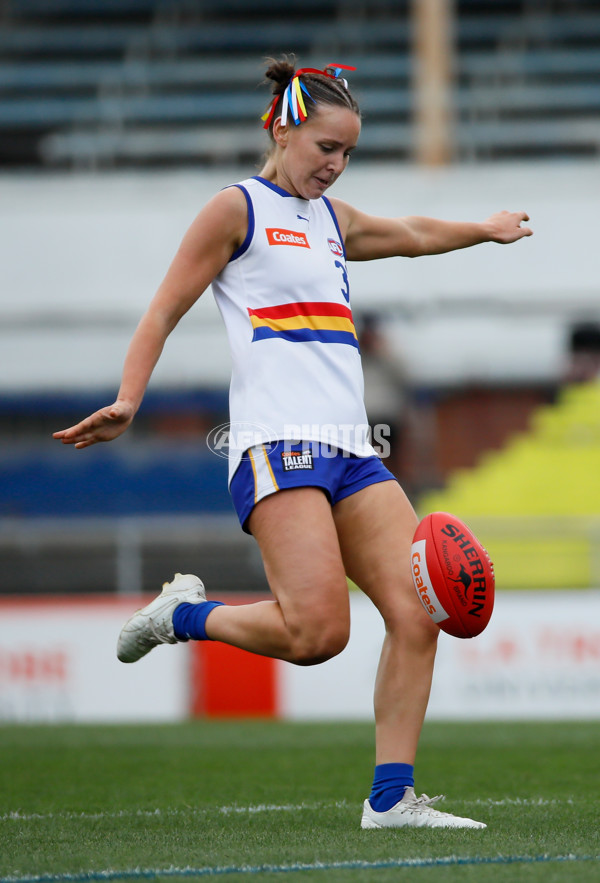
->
[[0, 720, 598, 883]]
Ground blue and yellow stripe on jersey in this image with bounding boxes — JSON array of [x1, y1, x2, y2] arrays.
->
[[247, 301, 359, 349]]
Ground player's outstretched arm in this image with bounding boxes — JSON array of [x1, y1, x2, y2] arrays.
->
[[330, 199, 532, 261], [53, 186, 248, 450], [390, 209, 533, 256]]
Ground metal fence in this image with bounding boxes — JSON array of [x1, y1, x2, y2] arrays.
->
[[2, 513, 600, 595], [0, 514, 268, 596]]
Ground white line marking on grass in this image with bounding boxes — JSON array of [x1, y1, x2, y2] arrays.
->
[[219, 801, 349, 815], [0, 802, 350, 823], [0, 854, 598, 882], [1, 797, 575, 825]]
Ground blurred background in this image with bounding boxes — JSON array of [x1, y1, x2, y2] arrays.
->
[[0, 0, 599, 721]]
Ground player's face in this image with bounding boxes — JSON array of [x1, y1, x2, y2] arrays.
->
[[275, 105, 360, 200]]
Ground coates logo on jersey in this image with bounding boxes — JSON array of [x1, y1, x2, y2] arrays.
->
[[266, 228, 310, 248], [328, 238, 344, 256]]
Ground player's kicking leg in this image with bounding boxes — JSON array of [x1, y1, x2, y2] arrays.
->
[[333, 479, 486, 830]]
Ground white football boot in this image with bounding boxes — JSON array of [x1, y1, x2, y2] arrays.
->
[[361, 787, 486, 829], [117, 573, 206, 663]]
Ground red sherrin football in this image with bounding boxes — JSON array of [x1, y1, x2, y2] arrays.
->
[[411, 512, 495, 639]]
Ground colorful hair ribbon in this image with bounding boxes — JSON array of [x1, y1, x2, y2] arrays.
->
[[261, 93, 280, 130], [262, 63, 356, 129], [324, 62, 357, 90]]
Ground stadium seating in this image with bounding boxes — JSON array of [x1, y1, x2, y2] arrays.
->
[[419, 381, 600, 589], [1, 0, 600, 167]]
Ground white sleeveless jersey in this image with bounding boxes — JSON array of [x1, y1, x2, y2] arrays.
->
[[211, 176, 375, 481]]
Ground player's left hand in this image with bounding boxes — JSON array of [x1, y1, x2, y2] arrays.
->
[[485, 210, 533, 244]]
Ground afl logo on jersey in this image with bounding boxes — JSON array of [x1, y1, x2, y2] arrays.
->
[[328, 238, 344, 256], [266, 228, 310, 248]]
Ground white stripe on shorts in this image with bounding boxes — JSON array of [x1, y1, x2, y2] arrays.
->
[[247, 444, 279, 505]]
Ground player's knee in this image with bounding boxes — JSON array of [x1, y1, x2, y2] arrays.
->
[[407, 615, 439, 653], [290, 620, 349, 666], [388, 607, 439, 652], [383, 592, 439, 649]]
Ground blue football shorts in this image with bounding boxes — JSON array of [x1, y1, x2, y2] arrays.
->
[[230, 440, 396, 534]]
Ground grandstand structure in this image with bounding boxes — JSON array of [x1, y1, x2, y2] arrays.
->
[[0, 0, 599, 168]]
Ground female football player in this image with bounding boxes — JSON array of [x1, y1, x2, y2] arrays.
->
[[54, 56, 532, 829]]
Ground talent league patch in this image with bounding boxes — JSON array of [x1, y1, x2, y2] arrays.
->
[[281, 449, 314, 471]]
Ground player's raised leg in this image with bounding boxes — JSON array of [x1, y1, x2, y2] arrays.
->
[[203, 486, 351, 663], [118, 487, 351, 666]]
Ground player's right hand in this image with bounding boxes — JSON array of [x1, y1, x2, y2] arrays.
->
[[52, 401, 134, 449]]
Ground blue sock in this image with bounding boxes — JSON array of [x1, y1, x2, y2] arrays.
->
[[172, 601, 224, 641], [369, 763, 415, 812]]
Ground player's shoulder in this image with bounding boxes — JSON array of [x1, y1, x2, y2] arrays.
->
[[199, 183, 250, 227], [215, 177, 267, 217], [184, 183, 250, 254], [326, 196, 358, 240], [326, 195, 353, 215], [222, 176, 262, 198], [214, 181, 251, 206]]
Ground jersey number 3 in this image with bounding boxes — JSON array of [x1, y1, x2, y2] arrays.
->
[[334, 260, 350, 303]]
